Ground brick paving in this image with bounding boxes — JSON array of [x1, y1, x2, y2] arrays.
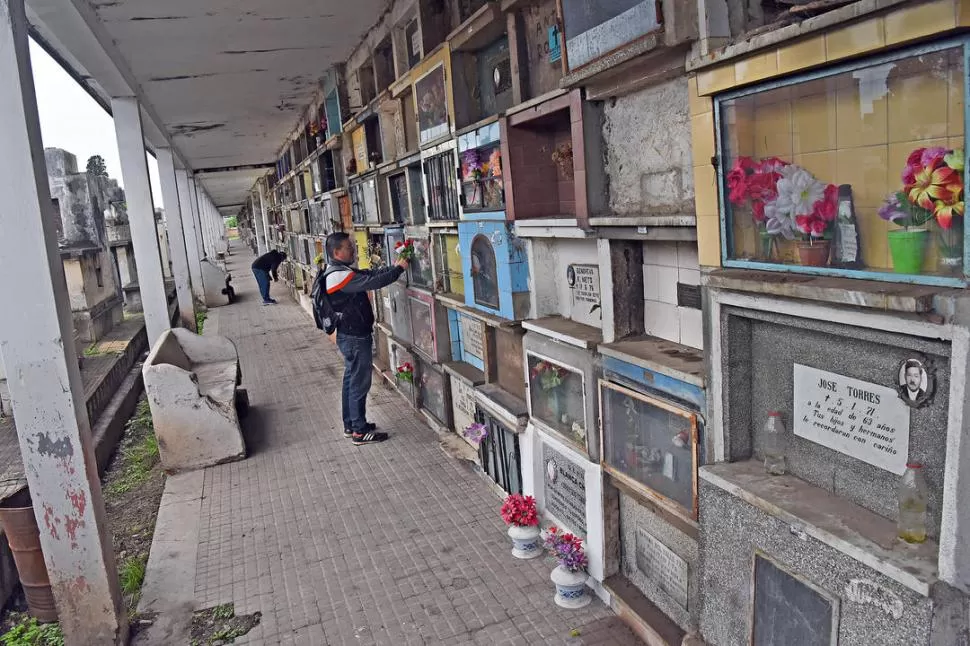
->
[[192, 245, 643, 645]]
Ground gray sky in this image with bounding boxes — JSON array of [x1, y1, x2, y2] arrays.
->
[[29, 39, 165, 207]]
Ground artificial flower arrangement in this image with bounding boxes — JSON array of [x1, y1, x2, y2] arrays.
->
[[530, 360, 568, 391], [880, 147, 964, 273], [395, 362, 414, 383], [463, 422, 487, 445], [543, 527, 588, 573], [727, 156, 839, 265], [394, 239, 416, 261], [501, 493, 539, 527]]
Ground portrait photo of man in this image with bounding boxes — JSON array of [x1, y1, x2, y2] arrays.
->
[[898, 359, 931, 408]]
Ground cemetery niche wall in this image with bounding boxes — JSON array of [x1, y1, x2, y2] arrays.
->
[[699, 293, 957, 646]]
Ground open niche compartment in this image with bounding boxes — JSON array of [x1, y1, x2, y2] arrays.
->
[[501, 89, 605, 228]]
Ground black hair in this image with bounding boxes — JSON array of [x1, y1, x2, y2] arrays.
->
[[904, 360, 922, 372], [326, 232, 351, 259]]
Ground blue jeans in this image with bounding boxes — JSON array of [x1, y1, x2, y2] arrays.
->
[[337, 333, 373, 433], [253, 268, 271, 302]]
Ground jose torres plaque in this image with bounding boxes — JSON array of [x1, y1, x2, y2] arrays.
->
[[793, 364, 910, 475]]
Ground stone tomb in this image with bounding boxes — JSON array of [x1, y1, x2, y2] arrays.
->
[[522, 425, 606, 593]]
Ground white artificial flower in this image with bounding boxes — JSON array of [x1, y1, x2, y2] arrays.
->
[[774, 168, 826, 217]]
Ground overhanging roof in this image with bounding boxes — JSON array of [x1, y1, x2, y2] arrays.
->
[[26, 0, 388, 211]]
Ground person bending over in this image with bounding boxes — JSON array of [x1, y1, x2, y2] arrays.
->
[[251, 249, 287, 305]]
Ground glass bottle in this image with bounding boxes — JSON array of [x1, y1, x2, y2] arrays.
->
[[763, 411, 787, 475], [898, 463, 928, 544]]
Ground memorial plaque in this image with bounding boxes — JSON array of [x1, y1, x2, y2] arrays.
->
[[636, 527, 689, 611], [752, 554, 837, 646], [451, 378, 475, 430], [793, 364, 910, 475], [460, 315, 486, 361], [567, 264, 601, 326], [542, 443, 587, 535]]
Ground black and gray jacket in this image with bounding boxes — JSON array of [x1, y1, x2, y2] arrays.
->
[[324, 261, 404, 337]]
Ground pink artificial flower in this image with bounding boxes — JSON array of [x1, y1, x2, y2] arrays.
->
[[727, 168, 748, 205]]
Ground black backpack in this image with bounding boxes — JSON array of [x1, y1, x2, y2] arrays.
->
[[311, 266, 343, 334]]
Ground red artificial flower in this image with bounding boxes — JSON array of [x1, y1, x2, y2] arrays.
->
[[812, 184, 839, 222], [751, 200, 766, 222], [727, 168, 748, 205], [795, 214, 829, 238]]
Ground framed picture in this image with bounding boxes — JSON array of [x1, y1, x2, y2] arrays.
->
[[415, 63, 449, 145]]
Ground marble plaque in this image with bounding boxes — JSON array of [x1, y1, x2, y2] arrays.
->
[[453, 378, 477, 419], [567, 264, 601, 326], [542, 443, 587, 535], [793, 364, 910, 475], [460, 315, 486, 361], [753, 554, 836, 646], [636, 527, 689, 611]]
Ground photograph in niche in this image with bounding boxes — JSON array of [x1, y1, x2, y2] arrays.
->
[[897, 358, 933, 408], [719, 46, 965, 278], [415, 64, 449, 144], [600, 380, 699, 519]]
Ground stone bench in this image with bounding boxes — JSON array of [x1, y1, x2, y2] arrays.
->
[[142, 328, 247, 472]]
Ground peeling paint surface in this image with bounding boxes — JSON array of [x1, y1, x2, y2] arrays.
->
[[84, 0, 388, 207]]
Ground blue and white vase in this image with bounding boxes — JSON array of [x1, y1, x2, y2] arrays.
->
[[550, 565, 590, 608], [507, 524, 541, 559]]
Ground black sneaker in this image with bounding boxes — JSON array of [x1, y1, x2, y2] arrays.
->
[[352, 431, 388, 446], [344, 422, 376, 438]]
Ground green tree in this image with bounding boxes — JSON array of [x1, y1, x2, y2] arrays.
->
[[225, 216, 238, 228], [86, 155, 108, 177]]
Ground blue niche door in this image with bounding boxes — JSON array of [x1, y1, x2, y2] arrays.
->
[[471, 234, 500, 310]]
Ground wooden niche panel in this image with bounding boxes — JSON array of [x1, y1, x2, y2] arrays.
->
[[494, 327, 525, 400]]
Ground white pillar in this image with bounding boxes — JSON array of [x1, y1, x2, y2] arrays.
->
[[204, 197, 217, 257], [156, 148, 196, 331], [176, 170, 205, 303], [0, 2, 126, 643], [257, 181, 272, 252], [188, 177, 207, 261], [252, 193, 266, 254], [111, 97, 170, 346]]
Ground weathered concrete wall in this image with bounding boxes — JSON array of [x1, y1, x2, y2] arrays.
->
[[602, 78, 694, 217], [45, 148, 109, 247], [526, 238, 599, 323]]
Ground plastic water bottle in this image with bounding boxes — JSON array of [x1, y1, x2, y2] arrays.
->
[[898, 463, 928, 544], [763, 411, 787, 475]]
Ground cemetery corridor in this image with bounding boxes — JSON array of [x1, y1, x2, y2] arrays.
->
[[176, 243, 642, 645]]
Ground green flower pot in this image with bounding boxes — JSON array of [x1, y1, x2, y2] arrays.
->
[[888, 228, 928, 274]]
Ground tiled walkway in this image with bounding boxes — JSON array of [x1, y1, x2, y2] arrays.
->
[[191, 245, 641, 645]]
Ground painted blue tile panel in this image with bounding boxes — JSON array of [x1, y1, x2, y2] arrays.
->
[[602, 356, 705, 411]]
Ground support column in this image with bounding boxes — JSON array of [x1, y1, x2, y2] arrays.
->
[[111, 97, 170, 346], [257, 181, 272, 252], [252, 193, 266, 255], [156, 148, 196, 331], [0, 2, 126, 642], [176, 170, 205, 303], [188, 177, 207, 261]]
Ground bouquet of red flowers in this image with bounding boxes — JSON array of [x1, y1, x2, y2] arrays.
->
[[395, 362, 414, 383], [394, 239, 416, 261], [501, 494, 538, 527]]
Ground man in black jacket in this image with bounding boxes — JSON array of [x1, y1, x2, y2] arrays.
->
[[251, 249, 287, 305], [325, 233, 408, 445]]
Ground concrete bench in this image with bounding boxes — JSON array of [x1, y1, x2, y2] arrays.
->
[[142, 328, 247, 472]]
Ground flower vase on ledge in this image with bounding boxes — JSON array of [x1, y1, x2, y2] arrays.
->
[[507, 525, 541, 559], [796, 239, 830, 267], [550, 565, 590, 609], [887, 228, 928, 274]]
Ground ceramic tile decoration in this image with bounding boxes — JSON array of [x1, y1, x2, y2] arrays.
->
[[458, 218, 530, 320]]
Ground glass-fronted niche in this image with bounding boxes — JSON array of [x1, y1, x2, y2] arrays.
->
[[460, 141, 504, 212], [600, 381, 699, 521], [408, 235, 434, 290], [718, 42, 967, 284], [527, 353, 586, 449]]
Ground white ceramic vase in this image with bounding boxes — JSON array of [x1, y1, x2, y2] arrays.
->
[[507, 524, 541, 559], [550, 564, 590, 608]]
